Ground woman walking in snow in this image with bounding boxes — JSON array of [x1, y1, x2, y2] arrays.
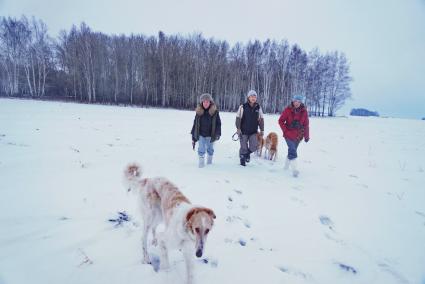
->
[[235, 90, 265, 166], [191, 93, 221, 168], [278, 94, 310, 177]]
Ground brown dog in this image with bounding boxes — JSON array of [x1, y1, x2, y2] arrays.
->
[[256, 132, 265, 157], [265, 132, 278, 161]]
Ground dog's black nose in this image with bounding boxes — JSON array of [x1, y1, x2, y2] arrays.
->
[[196, 249, 203, 258]]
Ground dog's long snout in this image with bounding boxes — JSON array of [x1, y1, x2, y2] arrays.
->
[[196, 249, 203, 258]]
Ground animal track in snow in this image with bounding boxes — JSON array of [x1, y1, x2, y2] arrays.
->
[[319, 215, 335, 231], [336, 262, 357, 274], [277, 266, 312, 280], [378, 263, 409, 284]]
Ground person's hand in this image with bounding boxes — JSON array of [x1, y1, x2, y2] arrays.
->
[[215, 135, 220, 141], [304, 137, 309, 143], [260, 131, 264, 137], [236, 129, 242, 135]]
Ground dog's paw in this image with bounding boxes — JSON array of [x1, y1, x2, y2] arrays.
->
[[142, 258, 152, 265]]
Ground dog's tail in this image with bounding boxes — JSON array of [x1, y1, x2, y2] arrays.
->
[[124, 163, 143, 193]]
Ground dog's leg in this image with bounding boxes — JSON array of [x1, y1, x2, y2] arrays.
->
[[158, 234, 170, 270], [142, 223, 151, 264], [182, 245, 195, 284], [151, 226, 158, 246]]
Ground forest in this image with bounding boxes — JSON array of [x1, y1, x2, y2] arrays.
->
[[0, 16, 352, 116]]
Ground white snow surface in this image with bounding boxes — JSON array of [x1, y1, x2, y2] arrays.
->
[[0, 98, 424, 284]]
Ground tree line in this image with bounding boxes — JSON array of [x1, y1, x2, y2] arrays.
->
[[0, 15, 352, 116]]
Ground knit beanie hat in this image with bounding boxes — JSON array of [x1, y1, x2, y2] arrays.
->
[[292, 94, 305, 102], [247, 90, 258, 98], [199, 93, 214, 103]]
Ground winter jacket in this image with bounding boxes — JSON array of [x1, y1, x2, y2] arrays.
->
[[191, 103, 221, 142], [278, 103, 309, 141], [235, 102, 264, 135]]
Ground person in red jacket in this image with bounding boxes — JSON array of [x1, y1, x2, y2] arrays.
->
[[278, 94, 309, 177]]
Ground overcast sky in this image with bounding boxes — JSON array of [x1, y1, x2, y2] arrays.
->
[[2, 0, 425, 119]]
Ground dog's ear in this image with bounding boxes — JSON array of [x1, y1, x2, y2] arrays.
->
[[204, 208, 216, 219], [186, 208, 197, 223]]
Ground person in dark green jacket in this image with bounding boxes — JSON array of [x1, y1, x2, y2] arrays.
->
[[191, 93, 221, 168]]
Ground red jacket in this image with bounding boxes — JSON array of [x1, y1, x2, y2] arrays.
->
[[278, 104, 309, 141]]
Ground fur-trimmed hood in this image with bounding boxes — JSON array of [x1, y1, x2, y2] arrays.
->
[[195, 103, 218, 116]]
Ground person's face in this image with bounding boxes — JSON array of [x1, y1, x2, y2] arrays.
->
[[202, 100, 211, 109], [293, 100, 301, 108], [248, 95, 257, 104]]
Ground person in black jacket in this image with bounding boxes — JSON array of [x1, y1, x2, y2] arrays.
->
[[191, 93, 221, 168], [235, 90, 264, 166]]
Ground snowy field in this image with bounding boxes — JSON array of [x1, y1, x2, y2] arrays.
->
[[0, 98, 424, 284]]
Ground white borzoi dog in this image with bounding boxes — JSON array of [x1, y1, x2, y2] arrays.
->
[[124, 163, 216, 284]]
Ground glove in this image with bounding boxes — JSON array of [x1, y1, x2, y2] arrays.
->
[[215, 135, 220, 141], [260, 131, 264, 137], [236, 129, 242, 135], [304, 137, 309, 143]]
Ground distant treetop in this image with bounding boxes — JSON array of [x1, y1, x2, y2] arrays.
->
[[350, 108, 379, 117]]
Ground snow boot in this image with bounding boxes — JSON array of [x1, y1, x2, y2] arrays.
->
[[245, 153, 251, 163], [207, 155, 213, 165], [290, 159, 299, 177], [284, 158, 290, 170], [198, 156, 205, 168], [240, 155, 246, 166]]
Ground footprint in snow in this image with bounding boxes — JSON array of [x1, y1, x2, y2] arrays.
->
[[225, 215, 242, 223], [277, 266, 311, 280], [336, 262, 357, 274], [319, 215, 335, 231], [356, 183, 368, 189], [324, 233, 346, 245], [225, 215, 251, 229], [70, 146, 80, 153], [240, 204, 249, 210], [378, 263, 409, 284], [199, 257, 218, 267], [290, 196, 306, 206], [223, 237, 251, 247], [243, 220, 251, 228]]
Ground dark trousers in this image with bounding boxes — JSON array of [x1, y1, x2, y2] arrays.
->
[[285, 138, 300, 160]]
